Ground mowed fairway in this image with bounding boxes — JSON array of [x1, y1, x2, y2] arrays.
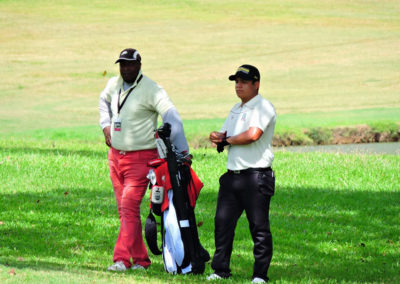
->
[[0, 0, 399, 132], [1, 1, 400, 283]]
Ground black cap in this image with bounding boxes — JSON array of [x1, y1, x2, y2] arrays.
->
[[115, 48, 141, 64], [228, 64, 260, 81]]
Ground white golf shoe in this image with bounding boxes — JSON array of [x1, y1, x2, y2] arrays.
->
[[207, 273, 222, 280], [131, 264, 146, 270], [107, 261, 127, 271], [251, 277, 266, 283]]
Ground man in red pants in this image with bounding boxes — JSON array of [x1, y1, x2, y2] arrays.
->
[[99, 48, 189, 271]]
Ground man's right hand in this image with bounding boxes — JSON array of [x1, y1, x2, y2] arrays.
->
[[103, 126, 111, 147], [210, 131, 230, 152], [209, 131, 226, 145]]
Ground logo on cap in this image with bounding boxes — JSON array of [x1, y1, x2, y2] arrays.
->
[[115, 48, 141, 64], [228, 64, 260, 81], [237, 67, 250, 74]]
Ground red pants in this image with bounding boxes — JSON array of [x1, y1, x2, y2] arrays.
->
[[108, 147, 158, 268]]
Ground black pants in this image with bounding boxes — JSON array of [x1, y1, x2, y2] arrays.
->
[[211, 169, 275, 281]]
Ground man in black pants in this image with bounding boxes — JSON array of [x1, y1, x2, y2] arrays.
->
[[208, 65, 276, 283]]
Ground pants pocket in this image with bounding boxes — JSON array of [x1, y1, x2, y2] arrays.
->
[[257, 171, 275, 196], [219, 172, 228, 186]]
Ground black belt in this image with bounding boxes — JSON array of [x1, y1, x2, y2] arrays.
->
[[228, 167, 272, 174]]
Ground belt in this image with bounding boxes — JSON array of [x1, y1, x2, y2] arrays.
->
[[111, 148, 132, 155], [113, 148, 157, 155], [228, 167, 272, 174]]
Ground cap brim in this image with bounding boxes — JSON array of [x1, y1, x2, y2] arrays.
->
[[228, 73, 254, 81], [115, 58, 140, 64]]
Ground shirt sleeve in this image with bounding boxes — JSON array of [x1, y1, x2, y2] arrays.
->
[[153, 86, 175, 117], [162, 108, 189, 153], [98, 79, 114, 129], [249, 101, 276, 131]]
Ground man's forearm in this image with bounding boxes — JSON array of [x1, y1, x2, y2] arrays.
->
[[226, 127, 263, 145]]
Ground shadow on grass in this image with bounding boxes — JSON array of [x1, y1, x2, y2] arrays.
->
[[269, 185, 400, 282], [196, 185, 400, 282], [1, 183, 399, 282], [0, 186, 116, 271]]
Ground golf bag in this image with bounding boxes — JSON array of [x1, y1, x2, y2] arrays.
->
[[145, 123, 210, 274]]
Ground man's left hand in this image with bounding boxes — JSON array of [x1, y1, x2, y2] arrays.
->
[[103, 126, 111, 147]]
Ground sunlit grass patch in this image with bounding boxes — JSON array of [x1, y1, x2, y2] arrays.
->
[[1, 136, 399, 283]]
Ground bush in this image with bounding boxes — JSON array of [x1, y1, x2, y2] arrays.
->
[[273, 129, 313, 146], [305, 127, 333, 145], [369, 121, 399, 141]]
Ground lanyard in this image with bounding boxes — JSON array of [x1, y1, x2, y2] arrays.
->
[[117, 75, 143, 114]]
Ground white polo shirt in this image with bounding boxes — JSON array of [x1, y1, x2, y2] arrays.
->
[[99, 71, 174, 151], [220, 94, 276, 171]]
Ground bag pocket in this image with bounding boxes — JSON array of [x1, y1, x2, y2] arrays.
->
[[257, 171, 275, 196], [150, 185, 163, 216]]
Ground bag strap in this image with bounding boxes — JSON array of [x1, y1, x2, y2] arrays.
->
[[144, 210, 162, 255]]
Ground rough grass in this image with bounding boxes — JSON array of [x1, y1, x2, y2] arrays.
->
[[1, 134, 399, 283]]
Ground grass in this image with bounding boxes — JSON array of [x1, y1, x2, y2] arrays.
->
[[5, 108, 400, 148], [0, 0, 399, 133], [1, 0, 400, 282], [1, 133, 400, 283]]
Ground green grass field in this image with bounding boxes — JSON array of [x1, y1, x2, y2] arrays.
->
[[0, 0, 399, 133], [1, 134, 399, 283], [1, 0, 400, 283]]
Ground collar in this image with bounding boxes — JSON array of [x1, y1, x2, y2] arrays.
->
[[236, 94, 261, 110]]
